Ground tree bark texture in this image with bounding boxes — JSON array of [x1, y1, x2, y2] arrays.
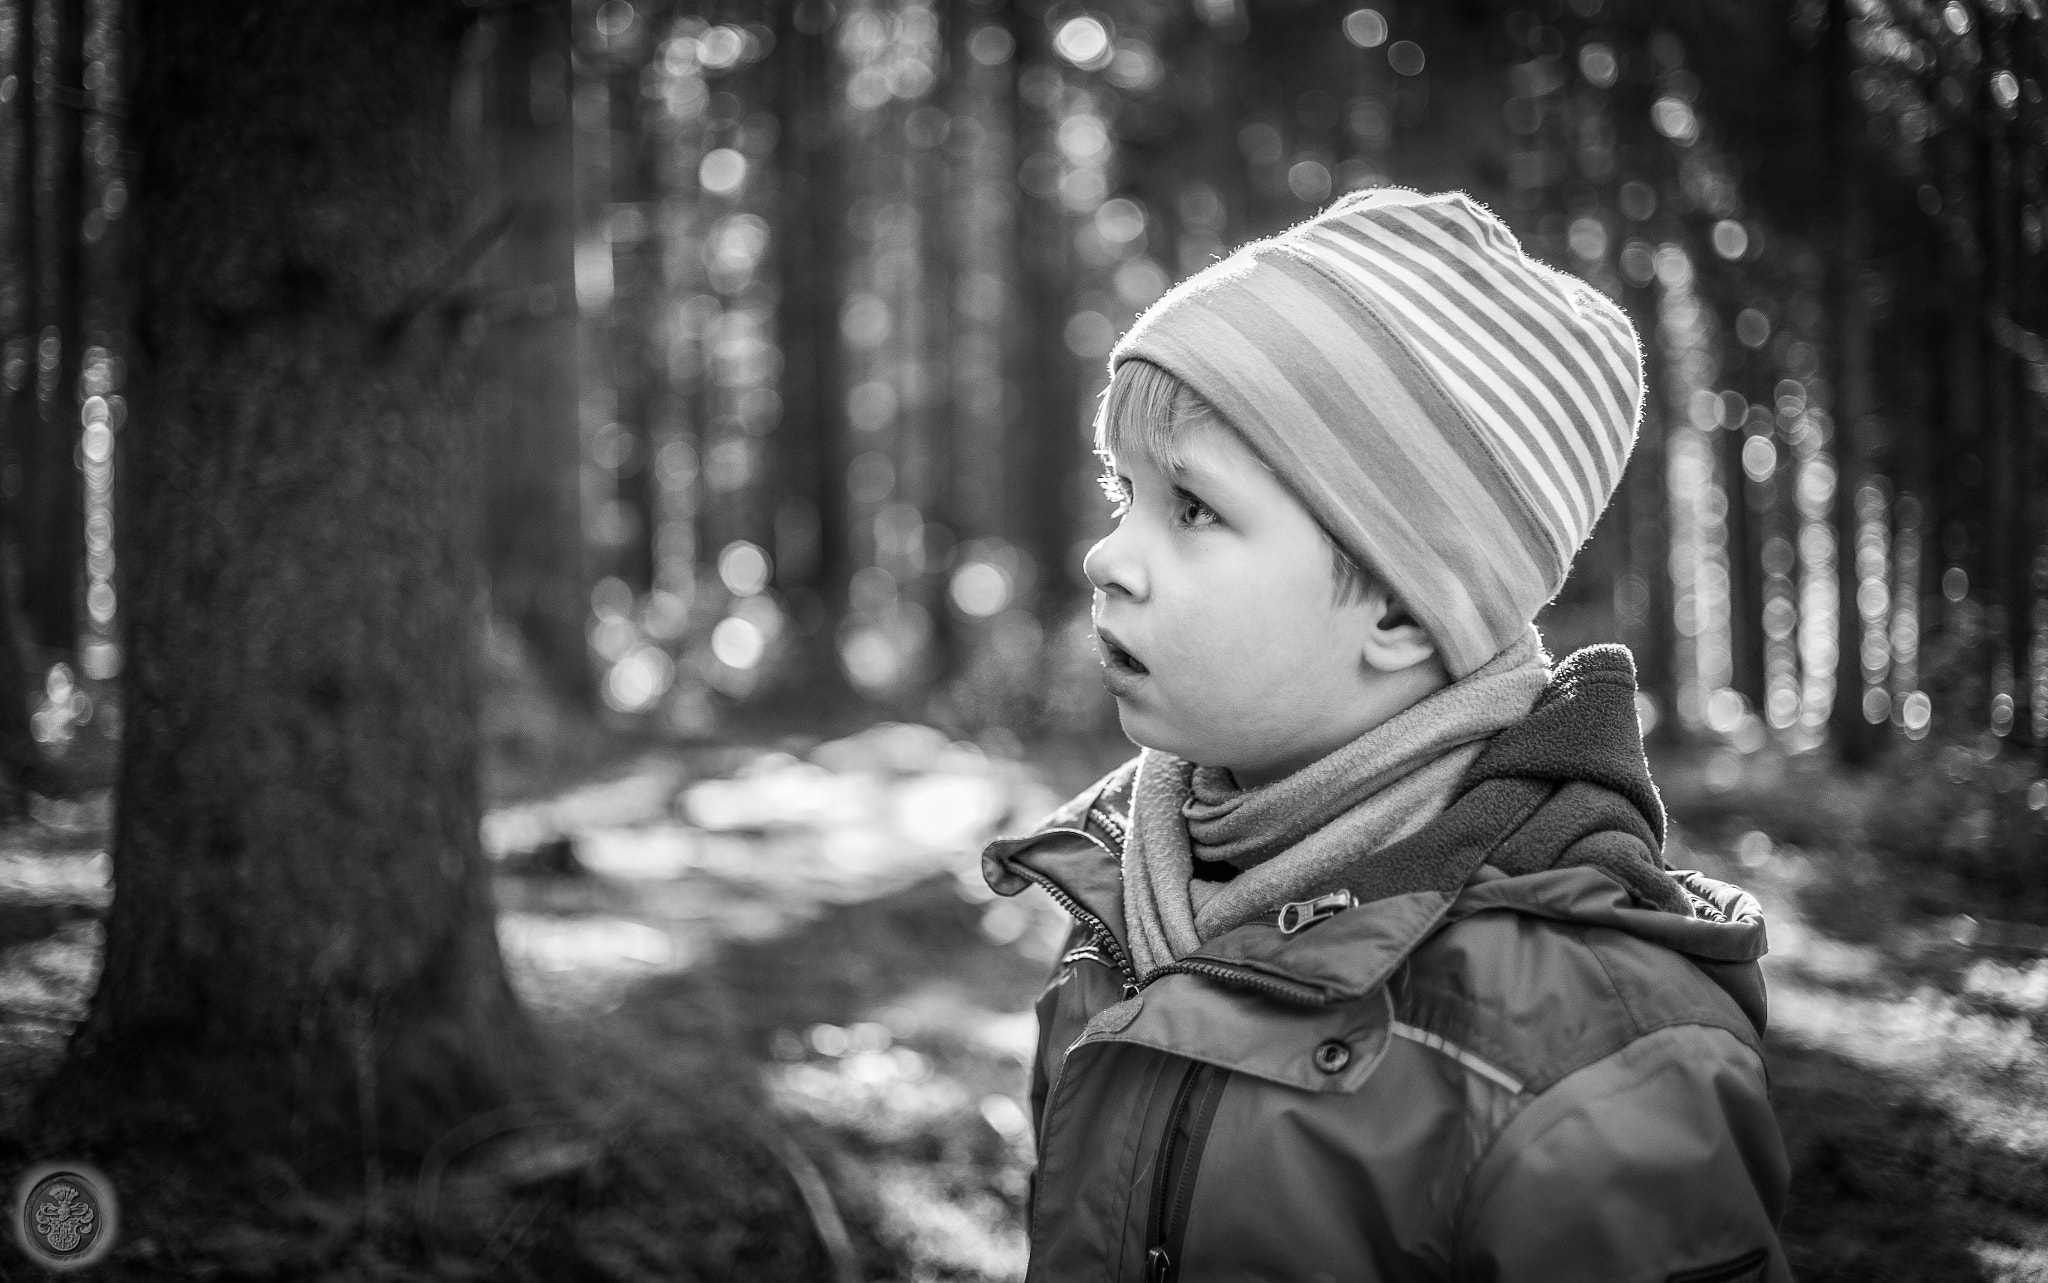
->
[[479, 1, 588, 706], [59, 0, 538, 1165]]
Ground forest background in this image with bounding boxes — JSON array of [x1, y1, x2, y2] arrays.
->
[[0, 0, 2046, 1278]]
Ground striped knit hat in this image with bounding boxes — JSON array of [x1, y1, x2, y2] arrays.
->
[[1108, 187, 1643, 678]]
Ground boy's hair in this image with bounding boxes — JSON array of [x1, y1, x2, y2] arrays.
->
[[1094, 358, 1377, 607]]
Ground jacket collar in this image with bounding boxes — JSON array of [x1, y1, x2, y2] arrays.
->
[[981, 766, 1546, 1004], [979, 646, 1751, 1005], [987, 818, 1767, 1037]]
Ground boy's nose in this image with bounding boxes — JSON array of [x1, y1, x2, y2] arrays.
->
[[1082, 527, 1146, 600]]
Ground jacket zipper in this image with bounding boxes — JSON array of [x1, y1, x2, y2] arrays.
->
[[1006, 829, 1140, 991], [1144, 1061, 1224, 1282], [1140, 956, 1331, 1006], [1005, 829, 1334, 1005]]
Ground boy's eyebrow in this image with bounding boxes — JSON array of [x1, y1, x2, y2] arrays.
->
[[1165, 445, 1225, 485]]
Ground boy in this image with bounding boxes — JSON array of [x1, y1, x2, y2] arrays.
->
[[982, 189, 1790, 1282]]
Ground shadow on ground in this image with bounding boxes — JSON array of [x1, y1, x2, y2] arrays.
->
[[1771, 1033, 2048, 1282]]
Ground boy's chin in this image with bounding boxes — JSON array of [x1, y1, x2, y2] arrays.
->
[[1115, 705, 1218, 767], [1114, 703, 1175, 757]]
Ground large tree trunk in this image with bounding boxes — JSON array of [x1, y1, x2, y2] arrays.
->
[[50, 0, 540, 1165], [478, 1, 588, 706]]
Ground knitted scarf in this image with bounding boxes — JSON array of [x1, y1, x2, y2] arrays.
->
[[1121, 628, 1551, 980]]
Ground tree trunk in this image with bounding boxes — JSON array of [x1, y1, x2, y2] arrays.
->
[[1007, 2, 1080, 611], [774, 1, 853, 699], [1824, 0, 1884, 763], [1, 0, 45, 808], [1723, 401, 1765, 710], [19, 0, 84, 657], [3, 0, 41, 553], [50, 0, 540, 1166], [479, 0, 588, 705], [608, 51, 656, 597], [0, 534, 51, 817]]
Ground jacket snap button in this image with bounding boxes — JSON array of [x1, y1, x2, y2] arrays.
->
[[1313, 1040, 1351, 1074]]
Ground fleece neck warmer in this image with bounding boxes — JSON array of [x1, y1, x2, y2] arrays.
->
[[1120, 629, 1551, 980]]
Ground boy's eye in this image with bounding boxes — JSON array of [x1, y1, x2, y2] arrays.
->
[[1098, 471, 1133, 517], [1174, 491, 1218, 528]]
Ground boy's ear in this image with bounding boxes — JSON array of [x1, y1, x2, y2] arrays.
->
[[1356, 583, 1439, 673]]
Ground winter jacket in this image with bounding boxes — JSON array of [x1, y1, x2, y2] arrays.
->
[[982, 651, 1791, 1282]]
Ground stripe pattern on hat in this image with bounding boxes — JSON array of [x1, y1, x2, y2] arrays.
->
[[1107, 188, 1644, 678]]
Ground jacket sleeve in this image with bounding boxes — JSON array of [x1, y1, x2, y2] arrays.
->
[[1455, 1024, 1792, 1283]]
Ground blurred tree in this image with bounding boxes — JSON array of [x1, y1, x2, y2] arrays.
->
[[50, 0, 541, 1163], [603, 11, 660, 598], [1823, 0, 1886, 764], [18, 0, 85, 658], [2, 0, 39, 590], [0, 544, 54, 817], [1008, 0, 1082, 614], [478, 0, 590, 706], [773, 0, 854, 698]]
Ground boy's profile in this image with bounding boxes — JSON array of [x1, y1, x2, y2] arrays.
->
[[983, 189, 1789, 1281]]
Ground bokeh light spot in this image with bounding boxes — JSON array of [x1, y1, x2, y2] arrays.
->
[[949, 562, 1011, 618], [1342, 9, 1388, 48], [700, 148, 747, 195], [1387, 40, 1426, 76], [718, 540, 772, 596], [1742, 435, 1777, 483], [1579, 41, 1617, 88], [712, 616, 767, 670], [967, 25, 1014, 66], [1287, 160, 1333, 204], [1711, 219, 1749, 260], [604, 646, 674, 714], [1053, 17, 1113, 71], [1898, 691, 1932, 741]]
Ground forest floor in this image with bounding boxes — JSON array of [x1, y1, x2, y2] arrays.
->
[[0, 718, 2044, 1279]]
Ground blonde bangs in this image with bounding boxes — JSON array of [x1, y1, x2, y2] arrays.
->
[[1094, 358, 1207, 473]]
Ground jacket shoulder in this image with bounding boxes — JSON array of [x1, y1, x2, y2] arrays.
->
[[1397, 905, 1765, 1097]]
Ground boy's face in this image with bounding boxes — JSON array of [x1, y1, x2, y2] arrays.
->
[[1086, 416, 1411, 785]]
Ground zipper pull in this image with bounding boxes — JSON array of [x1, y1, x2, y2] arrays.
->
[[1277, 889, 1356, 935], [1146, 1245, 1173, 1282]]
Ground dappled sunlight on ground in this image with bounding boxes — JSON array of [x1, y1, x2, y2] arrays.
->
[[491, 727, 1062, 1036], [0, 839, 107, 1134], [1665, 796, 2048, 1279], [478, 722, 1069, 1278]]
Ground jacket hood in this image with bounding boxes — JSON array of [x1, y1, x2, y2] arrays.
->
[[1461, 642, 1665, 845]]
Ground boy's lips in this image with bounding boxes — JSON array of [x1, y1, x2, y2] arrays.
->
[[1095, 626, 1149, 697]]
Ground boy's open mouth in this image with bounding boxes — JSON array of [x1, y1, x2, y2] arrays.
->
[[1096, 626, 1149, 691]]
